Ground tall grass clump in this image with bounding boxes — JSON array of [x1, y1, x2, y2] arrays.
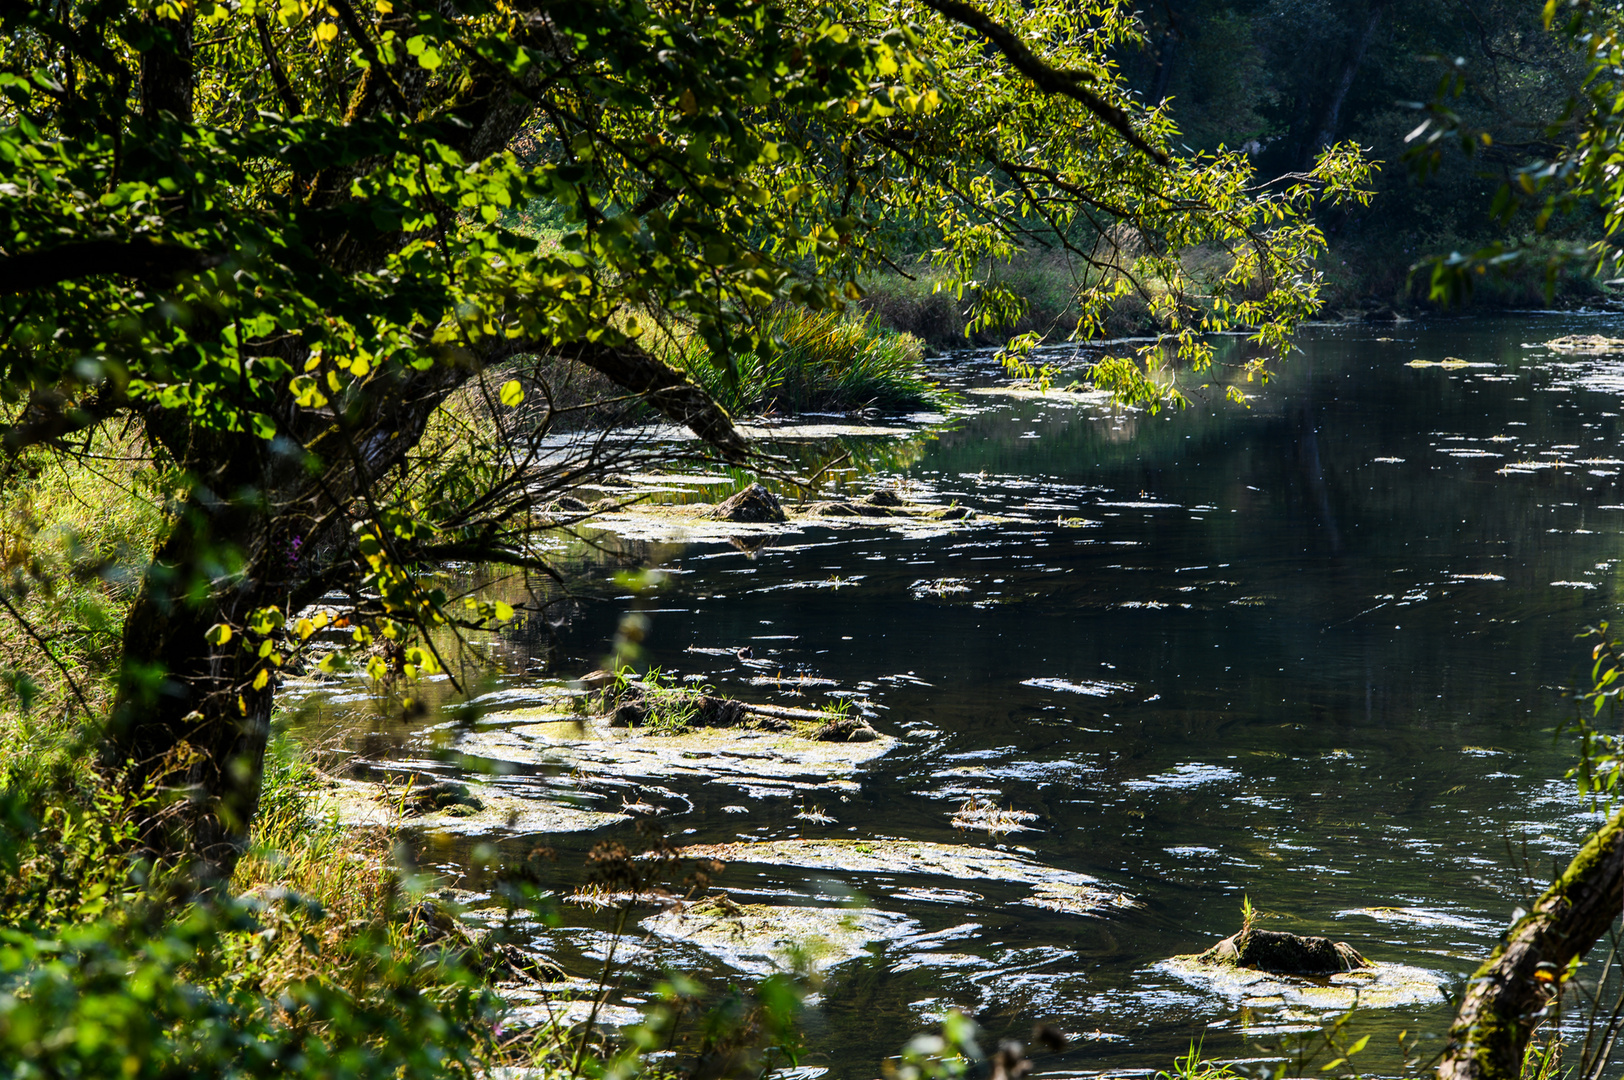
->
[[682, 308, 953, 417]]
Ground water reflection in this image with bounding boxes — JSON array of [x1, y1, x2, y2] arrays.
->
[[287, 316, 1624, 1078]]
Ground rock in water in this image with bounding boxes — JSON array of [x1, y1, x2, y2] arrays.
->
[[711, 483, 787, 524], [808, 715, 880, 742], [1199, 928, 1369, 974], [866, 489, 904, 508], [405, 781, 483, 814]]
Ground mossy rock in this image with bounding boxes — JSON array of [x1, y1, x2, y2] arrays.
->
[[1199, 929, 1369, 975], [711, 483, 787, 523]]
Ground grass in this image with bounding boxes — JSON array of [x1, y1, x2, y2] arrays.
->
[[679, 308, 954, 416], [0, 429, 176, 744], [607, 664, 708, 734]]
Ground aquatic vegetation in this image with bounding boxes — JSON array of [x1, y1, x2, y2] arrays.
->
[[643, 897, 915, 977], [605, 665, 713, 735], [949, 795, 1037, 835], [1155, 1040, 1240, 1080], [795, 803, 838, 825], [1544, 335, 1624, 355], [679, 309, 955, 417]]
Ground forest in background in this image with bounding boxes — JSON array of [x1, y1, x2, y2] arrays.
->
[[850, 0, 1609, 343], [1128, 0, 1596, 308]]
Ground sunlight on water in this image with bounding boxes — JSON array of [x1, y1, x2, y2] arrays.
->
[[286, 315, 1624, 1077]]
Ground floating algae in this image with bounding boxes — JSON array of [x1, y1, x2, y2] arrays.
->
[[1156, 954, 1446, 1013], [455, 713, 897, 796], [642, 896, 917, 976], [671, 838, 1135, 917], [317, 775, 627, 836], [1543, 334, 1624, 354]]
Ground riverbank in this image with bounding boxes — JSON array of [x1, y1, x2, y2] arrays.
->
[[858, 238, 1622, 352]]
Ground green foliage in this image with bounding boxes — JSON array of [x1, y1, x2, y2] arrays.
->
[[682, 308, 951, 416], [609, 664, 706, 735], [1155, 1040, 1238, 1080], [884, 1010, 983, 1080], [1239, 894, 1257, 936], [0, 730, 498, 1079], [1406, 3, 1624, 303], [1561, 624, 1624, 807]]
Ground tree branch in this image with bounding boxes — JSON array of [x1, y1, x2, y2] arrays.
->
[[917, 0, 1170, 166], [563, 341, 749, 462], [1440, 806, 1624, 1080], [254, 15, 302, 118]]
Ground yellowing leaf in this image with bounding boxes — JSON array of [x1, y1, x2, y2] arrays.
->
[[315, 20, 338, 43], [253, 668, 270, 690], [499, 379, 525, 407], [205, 623, 233, 646], [296, 617, 315, 640], [493, 600, 514, 621]]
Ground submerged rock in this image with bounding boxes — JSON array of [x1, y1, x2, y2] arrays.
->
[[711, 483, 787, 523], [601, 684, 751, 730], [810, 501, 863, 516], [405, 780, 483, 815], [866, 489, 904, 507], [1198, 928, 1369, 974]]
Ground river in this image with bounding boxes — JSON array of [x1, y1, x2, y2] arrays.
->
[[286, 315, 1624, 1078]]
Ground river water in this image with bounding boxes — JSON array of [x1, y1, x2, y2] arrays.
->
[[287, 316, 1624, 1078]]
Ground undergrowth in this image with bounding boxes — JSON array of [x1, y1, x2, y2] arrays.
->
[[680, 308, 952, 416]]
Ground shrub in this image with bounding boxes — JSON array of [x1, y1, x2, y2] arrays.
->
[[682, 308, 953, 416]]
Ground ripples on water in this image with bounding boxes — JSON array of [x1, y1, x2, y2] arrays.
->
[[288, 317, 1624, 1077]]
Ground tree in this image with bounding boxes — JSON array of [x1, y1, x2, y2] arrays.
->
[[0, 0, 1366, 885]]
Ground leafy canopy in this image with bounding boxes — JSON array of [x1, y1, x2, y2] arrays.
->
[[0, 0, 1369, 700]]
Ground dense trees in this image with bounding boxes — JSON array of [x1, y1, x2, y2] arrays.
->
[[0, 0, 1362, 884], [1121, 0, 1593, 290]]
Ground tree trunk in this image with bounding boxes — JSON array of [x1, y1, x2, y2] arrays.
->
[[140, 13, 194, 122], [1147, 7, 1180, 106], [103, 484, 285, 888], [1303, 0, 1387, 169], [1439, 807, 1624, 1080]]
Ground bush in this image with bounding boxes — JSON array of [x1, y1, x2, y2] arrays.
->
[[681, 308, 953, 416]]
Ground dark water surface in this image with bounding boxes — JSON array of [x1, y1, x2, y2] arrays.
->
[[290, 316, 1624, 1077]]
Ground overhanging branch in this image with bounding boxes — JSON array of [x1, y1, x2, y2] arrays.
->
[[564, 341, 749, 462], [918, 0, 1170, 166]]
